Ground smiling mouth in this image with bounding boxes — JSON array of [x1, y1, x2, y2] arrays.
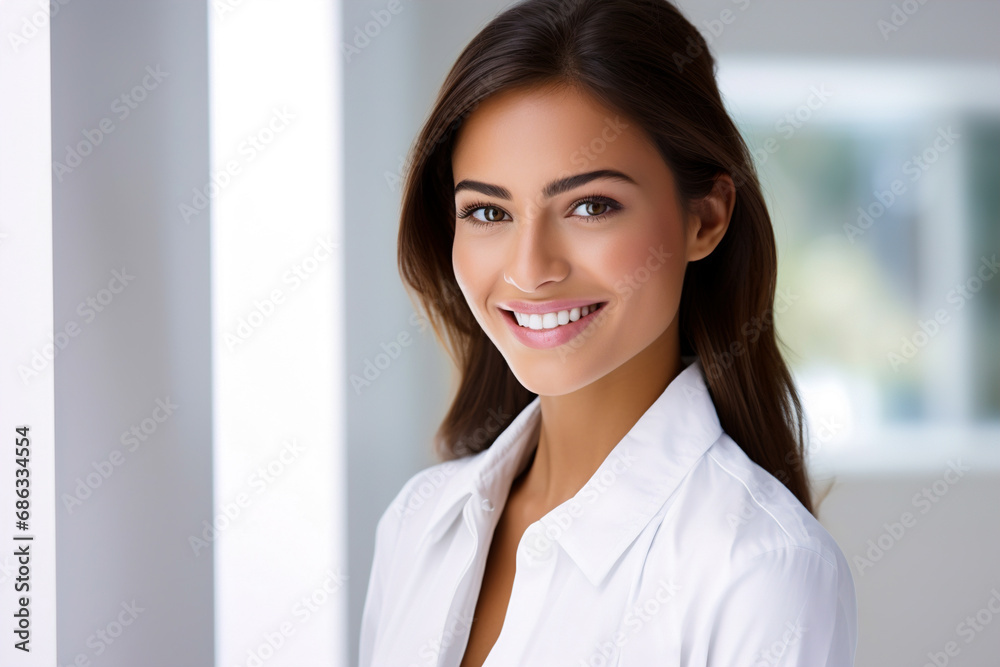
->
[[502, 302, 606, 330]]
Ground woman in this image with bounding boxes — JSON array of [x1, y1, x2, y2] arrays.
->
[[360, 0, 858, 665]]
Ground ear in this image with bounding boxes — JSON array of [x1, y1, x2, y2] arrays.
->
[[685, 173, 735, 262]]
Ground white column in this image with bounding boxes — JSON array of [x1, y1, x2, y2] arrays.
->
[[209, 1, 346, 665], [0, 1, 56, 665]]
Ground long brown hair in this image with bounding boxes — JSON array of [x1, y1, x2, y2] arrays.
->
[[397, 0, 815, 514]]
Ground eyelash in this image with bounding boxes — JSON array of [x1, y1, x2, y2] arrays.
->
[[456, 194, 623, 228]]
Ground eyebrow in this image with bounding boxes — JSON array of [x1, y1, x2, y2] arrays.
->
[[453, 169, 638, 200]]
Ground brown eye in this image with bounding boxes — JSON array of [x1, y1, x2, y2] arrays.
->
[[570, 196, 622, 221], [483, 207, 504, 222], [456, 201, 511, 227]]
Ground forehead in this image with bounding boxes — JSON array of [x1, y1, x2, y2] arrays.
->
[[451, 84, 659, 184]]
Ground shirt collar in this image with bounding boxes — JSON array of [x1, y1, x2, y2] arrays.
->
[[417, 356, 723, 587]]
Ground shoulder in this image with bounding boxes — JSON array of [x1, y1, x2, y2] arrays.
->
[[653, 430, 855, 609], [665, 433, 858, 664], [677, 432, 844, 570], [361, 456, 479, 665], [372, 454, 478, 548]]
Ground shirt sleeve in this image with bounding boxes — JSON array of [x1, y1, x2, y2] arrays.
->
[[358, 498, 404, 667], [705, 545, 856, 667]]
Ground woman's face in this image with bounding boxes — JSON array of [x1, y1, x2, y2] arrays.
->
[[451, 84, 695, 396]]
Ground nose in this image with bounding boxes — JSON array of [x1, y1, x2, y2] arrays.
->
[[503, 214, 569, 292]]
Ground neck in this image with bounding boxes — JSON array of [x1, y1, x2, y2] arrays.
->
[[514, 324, 684, 514]]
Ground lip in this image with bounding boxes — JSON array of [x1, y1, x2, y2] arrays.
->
[[497, 298, 605, 315], [498, 301, 608, 350]]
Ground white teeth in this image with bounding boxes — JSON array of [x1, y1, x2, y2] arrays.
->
[[511, 303, 602, 330]]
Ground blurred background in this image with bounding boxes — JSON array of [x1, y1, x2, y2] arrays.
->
[[4, 0, 995, 665]]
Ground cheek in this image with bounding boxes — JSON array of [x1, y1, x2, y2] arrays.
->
[[453, 233, 477, 284], [603, 224, 686, 303], [452, 241, 469, 294], [452, 237, 494, 310]]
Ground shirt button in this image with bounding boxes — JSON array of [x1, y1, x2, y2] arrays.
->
[[481, 498, 494, 511]]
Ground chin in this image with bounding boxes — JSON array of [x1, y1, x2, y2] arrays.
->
[[500, 347, 618, 397]]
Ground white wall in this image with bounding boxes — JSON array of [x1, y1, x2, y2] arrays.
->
[[51, 1, 214, 664]]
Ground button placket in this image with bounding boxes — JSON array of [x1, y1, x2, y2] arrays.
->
[[422, 501, 483, 667], [486, 524, 557, 667]]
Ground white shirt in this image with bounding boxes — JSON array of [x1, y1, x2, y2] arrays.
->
[[359, 357, 858, 666]]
